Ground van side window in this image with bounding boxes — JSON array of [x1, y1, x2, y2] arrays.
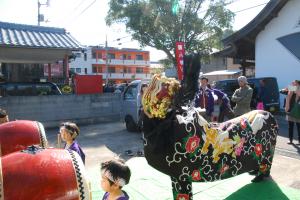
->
[[36, 85, 52, 95], [0, 86, 5, 96], [124, 84, 137, 100], [17, 84, 36, 96], [5, 85, 17, 96]]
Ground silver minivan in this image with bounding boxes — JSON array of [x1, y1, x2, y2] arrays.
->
[[121, 80, 148, 132]]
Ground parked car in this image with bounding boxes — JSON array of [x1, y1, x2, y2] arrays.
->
[[214, 77, 280, 112], [0, 82, 62, 96], [121, 80, 148, 132], [103, 84, 115, 93], [114, 83, 128, 93]]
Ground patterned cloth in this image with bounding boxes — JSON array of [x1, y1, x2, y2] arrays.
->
[[141, 54, 278, 200], [143, 109, 278, 200]]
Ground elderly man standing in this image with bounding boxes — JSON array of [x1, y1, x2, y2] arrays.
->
[[231, 76, 253, 117]]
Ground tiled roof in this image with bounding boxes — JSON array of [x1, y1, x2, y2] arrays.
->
[[220, 0, 289, 59], [0, 21, 82, 50]]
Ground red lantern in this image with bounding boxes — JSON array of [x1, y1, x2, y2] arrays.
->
[[0, 147, 91, 200], [0, 120, 48, 156]]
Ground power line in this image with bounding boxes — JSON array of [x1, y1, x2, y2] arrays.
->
[[233, 2, 268, 13], [73, 0, 88, 12], [64, 0, 97, 27], [198, 0, 242, 14], [62, 0, 88, 22], [51, 0, 88, 26], [97, 35, 132, 46], [76, 0, 97, 18], [112, 35, 131, 42], [198, 0, 268, 14]]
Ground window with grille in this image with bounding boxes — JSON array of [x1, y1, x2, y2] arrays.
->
[[92, 67, 97, 73], [136, 54, 143, 60], [108, 67, 115, 73], [108, 53, 115, 59], [92, 51, 96, 59], [136, 68, 143, 73]]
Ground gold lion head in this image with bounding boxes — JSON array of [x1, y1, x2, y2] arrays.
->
[[142, 74, 180, 119]]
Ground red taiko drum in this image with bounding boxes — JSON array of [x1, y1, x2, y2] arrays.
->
[[0, 120, 47, 156], [0, 146, 90, 200]]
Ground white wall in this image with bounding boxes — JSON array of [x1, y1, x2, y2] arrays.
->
[[256, 0, 300, 107], [70, 48, 93, 74]]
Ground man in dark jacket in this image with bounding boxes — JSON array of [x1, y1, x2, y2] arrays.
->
[[195, 76, 214, 121], [212, 88, 234, 122]]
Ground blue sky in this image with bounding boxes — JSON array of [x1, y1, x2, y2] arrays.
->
[[0, 0, 269, 61]]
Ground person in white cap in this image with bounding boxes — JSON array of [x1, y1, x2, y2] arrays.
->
[[231, 76, 253, 117]]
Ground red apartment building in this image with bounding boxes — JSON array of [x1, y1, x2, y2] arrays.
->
[[70, 46, 151, 84]]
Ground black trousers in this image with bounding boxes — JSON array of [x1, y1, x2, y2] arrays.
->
[[218, 105, 234, 122], [288, 121, 300, 142]]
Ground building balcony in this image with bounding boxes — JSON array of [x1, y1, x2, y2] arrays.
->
[[92, 59, 150, 66], [95, 72, 152, 80]]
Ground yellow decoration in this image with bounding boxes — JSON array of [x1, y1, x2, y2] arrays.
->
[[201, 125, 235, 163], [61, 85, 73, 94], [142, 74, 180, 119]]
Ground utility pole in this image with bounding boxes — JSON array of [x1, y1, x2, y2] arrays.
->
[[37, 0, 49, 26], [100, 36, 124, 86], [38, 1, 41, 26], [105, 35, 109, 86]]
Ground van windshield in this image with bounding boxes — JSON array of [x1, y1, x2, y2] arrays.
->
[[124, 83, 138, 99], [214, 81, 238, 97]]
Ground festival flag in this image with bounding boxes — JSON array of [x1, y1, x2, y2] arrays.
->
[[175, 41, 185, 80]]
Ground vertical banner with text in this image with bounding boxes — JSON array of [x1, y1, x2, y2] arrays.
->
[[175, 41, 185, 80]]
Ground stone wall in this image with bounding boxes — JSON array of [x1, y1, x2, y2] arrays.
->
[[0, 93, 121, 128]]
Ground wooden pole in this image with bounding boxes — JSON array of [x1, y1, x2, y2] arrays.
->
[[57, 134, 61, 148], [48, 63, 51, 81]]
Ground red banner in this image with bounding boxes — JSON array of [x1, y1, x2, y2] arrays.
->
[[175, 41, 185, 80]]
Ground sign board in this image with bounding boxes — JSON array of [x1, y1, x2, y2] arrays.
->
[[175, 41, 185, 80]]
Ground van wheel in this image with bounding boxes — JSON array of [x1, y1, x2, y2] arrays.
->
[[125, 116, 138, 132]]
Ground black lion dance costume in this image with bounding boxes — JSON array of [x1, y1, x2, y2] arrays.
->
[[141, 54, 278, 200]]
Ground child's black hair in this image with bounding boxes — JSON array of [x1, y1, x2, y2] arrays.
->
[[60, 122, 80, 140], [101, 159, 131, 188]]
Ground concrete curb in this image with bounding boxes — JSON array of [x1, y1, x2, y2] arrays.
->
[[275, 147, 300, 160]]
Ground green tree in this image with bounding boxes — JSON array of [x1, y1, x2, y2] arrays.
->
[[106, 0, 235, 65], [159, 58, 174, 68]]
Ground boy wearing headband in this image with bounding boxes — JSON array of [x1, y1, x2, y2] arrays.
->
[[101, 159, 131, 200], [59, 122, 85, 164]]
